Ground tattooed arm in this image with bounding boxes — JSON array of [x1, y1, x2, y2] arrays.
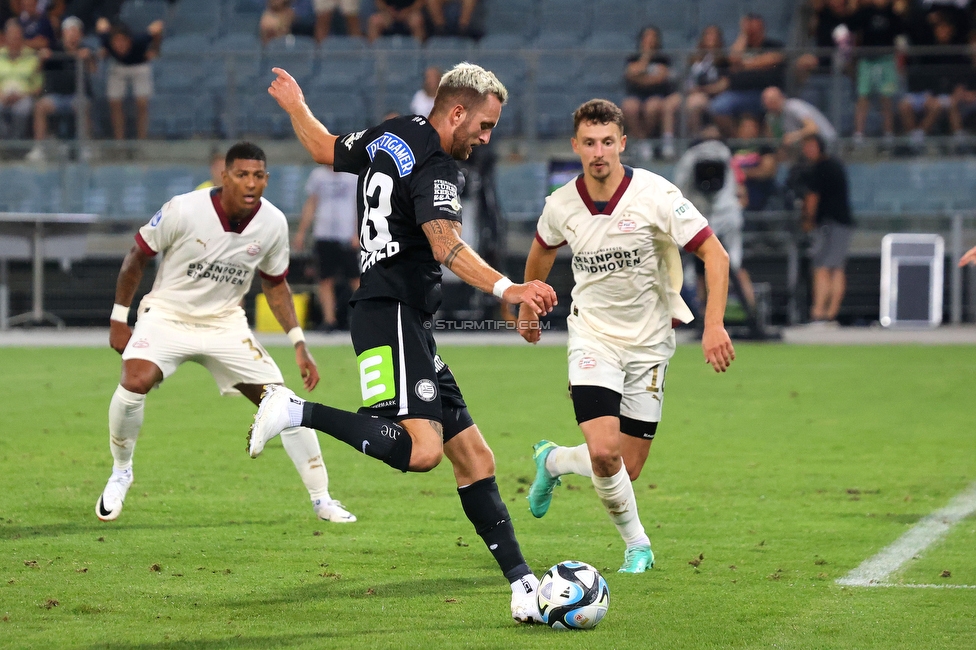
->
[[421, 219, 557, 316]]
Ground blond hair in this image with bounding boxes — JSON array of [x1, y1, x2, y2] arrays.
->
[[432, 62, 508, 115]]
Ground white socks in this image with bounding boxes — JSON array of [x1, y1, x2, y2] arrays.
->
[[545, 443, 593, 478], [591, 465, 650, 548], [280, 426, 330, 502], [108, 385, 145, 471], [285, 395, 305, 428]]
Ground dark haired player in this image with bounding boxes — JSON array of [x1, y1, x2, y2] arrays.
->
[[519, 100, 735, 573], [249, 63, 557, 622], [97, 143, 354, 525]]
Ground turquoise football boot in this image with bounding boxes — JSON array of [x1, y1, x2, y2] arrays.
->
[[527, 440, 561, 518], [618, 545, 654, 574]]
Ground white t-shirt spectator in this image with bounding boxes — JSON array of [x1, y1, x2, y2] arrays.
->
[[305, 166, 359, 242], [782, 98, 837, 144], [410, 89, 435, 118]]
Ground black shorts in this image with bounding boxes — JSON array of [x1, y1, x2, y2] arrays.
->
[[349, 298, 473, 442], [315, 239, 359, 280]]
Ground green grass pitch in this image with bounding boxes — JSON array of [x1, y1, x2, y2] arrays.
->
[[1, 343, 975, 648]]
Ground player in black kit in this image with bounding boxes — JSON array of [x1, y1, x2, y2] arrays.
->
[[248, 63, 557, 623]]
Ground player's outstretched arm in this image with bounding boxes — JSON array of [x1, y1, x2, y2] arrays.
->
[[109, 245, 152, 354], [268, 67, 337, 165], [421, 219, 557, 316], [695, 235, 736, 373], [517, 238, 559, 343], [959, 245, 976, 267], [262, 277, 320, 392]]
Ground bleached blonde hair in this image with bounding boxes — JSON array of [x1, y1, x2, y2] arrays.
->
[[432, 62, 508, 115]]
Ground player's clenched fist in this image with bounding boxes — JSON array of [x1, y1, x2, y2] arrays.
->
[[702, 325, 735, 373], [109, 320, 132, 355], [268, 67, 306, 114], [505, 280, 557, 317]]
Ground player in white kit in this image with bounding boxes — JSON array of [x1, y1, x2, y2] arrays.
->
[[97, 142, 355, 524], [519, 100, 735, 573]]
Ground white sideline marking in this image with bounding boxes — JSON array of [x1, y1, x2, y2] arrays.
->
[[837, 482, 976, 588]]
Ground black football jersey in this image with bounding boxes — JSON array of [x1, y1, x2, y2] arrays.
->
[[333, 115, 464, 314]]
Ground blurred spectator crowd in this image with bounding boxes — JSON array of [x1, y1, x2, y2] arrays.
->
[[0, 0, 974, 166]]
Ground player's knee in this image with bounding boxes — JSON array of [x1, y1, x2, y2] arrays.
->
[[409, 444, 443, 472], [588, 447, 621, 476], [119, 376, 153, 394]]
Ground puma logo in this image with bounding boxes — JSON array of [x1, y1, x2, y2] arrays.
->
[[196, 238, 209, 249], [566, 224, 577, 235]]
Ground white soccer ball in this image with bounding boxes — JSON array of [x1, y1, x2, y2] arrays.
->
[[537, 560, 610, 630]]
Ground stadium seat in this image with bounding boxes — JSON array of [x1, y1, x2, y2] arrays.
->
[[319, 35, 368, 52], [145, 167, 198, 209], [591, 0, 644, 37], [378, 51, 423, 92], [535, 91, 580, 138], [536, 53, 581, 92], [477, 33, 528, 52], [372, 35, 421, 51], [584, 32, 633, 52], [495, 162, 548, 221], [242, 93, 297, 138], [149, 93, 217, 138], [310, 55, 373, 92], [484, 0, 538, 41], [211, 32, 261, 52], [304, 89, 369, 132], [532, 31, 578, 51], [153, 58, 206, 92], [168, 1, 222, 37], [538, 0, 591, 41], [695, 0, 741, 44], [160, 33, 212, 55], [259, 164, 309, 214], [263, 43, 317, 83], [119, 0, 169, 32]]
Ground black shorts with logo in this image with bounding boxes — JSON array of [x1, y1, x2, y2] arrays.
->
[[349, 298, 472, 442]]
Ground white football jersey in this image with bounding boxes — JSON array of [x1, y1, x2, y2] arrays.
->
[[135, 188, 290, 323], [535, 167, 712, 347]]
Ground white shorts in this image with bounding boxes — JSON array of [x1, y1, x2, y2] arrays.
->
[[122, 310, 283, 395], [106, 62, 153, 100], [567, 323, 675, 423], [314, 0, 358, 14]]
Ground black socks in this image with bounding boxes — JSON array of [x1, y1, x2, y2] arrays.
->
[[458, 476, 531, 583], [302, 402, 413, 472]]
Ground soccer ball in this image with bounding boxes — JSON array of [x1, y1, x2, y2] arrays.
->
[[537, 561, 610, 630]]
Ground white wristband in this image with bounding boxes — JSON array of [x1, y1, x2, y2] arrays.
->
[[287, 327, 305, 346], [110, 304, 129, 323], [492, 277, 514, 300]]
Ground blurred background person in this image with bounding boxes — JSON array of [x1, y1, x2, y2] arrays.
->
[[684, 25, 729, 136], [314, 0, 361, 41], [675, 125, 754, 310], [196, 150, 226, 190], [27, 14, 93, 162], [0, 19, 40, 140], [292, 165, 360, 331], [261, 0, 295, 44], [410, 65, 440, 117], [425, 0, 479, 38], [18, 0, 56, 50], [622, 24, 682, 160], [367, 0, 425, 44], [97, 16, 163, 140], [731, 116, 780, 213], [711, 13, 785, 137], [849, 0, 906, 144], [762, 85, 837, 151], [800, 134, 854, 325]]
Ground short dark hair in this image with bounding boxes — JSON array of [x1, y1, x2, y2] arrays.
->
[[573, 99, 625, 135], [803, 133, 826, 156], [225, 142, 267, 168], [109, 22, 132, 39]]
